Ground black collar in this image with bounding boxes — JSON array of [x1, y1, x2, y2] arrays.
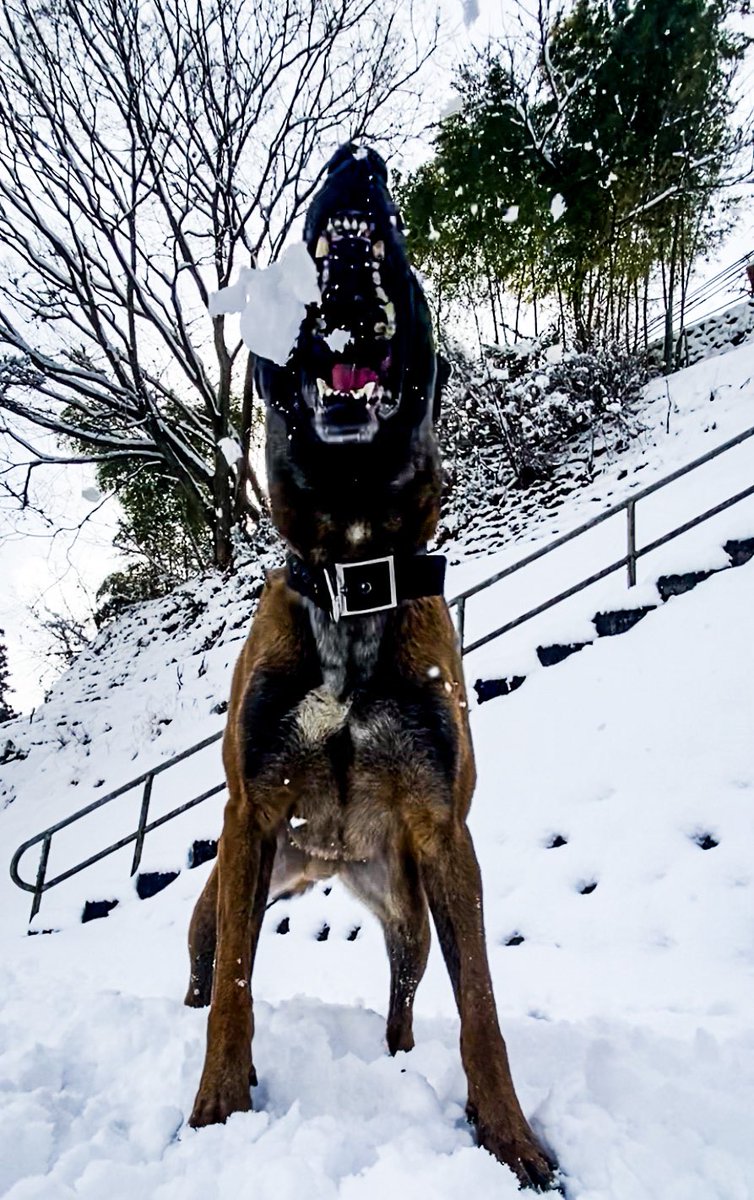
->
[[287, 551, 446, 620]]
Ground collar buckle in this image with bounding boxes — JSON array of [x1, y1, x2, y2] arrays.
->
[[324, 555, 398, 620]]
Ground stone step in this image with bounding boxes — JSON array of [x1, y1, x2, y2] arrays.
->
[[474, 534, 753, 706]]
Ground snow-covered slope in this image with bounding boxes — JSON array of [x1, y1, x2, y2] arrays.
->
[[2, 343, 754, 1198]]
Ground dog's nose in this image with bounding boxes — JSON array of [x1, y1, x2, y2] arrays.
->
[[305, 145, 396, 248], [325, 143, 388, 182]]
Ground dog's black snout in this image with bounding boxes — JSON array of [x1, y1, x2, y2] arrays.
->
[[326, 143, 388, 182], [305, 144, 396, 245]]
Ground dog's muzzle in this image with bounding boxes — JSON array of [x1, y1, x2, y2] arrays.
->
[[276, 144, 430, 446]]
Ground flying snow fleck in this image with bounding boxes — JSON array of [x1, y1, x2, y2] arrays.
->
[[502, 205, 519, 223], [460, 0, 479, 26], [81, 486, 102, 503], [550, 193, 567, 222], [325, 329, 352, 353], [209, 243, 319, 366], [218, 437, 241, 468]]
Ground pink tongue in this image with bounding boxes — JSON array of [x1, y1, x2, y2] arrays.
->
[[331, 364, 379, 393]]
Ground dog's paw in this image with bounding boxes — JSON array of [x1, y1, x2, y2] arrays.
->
[[189, 1077, 251, 1128], [473, 1114, 561, 1193]]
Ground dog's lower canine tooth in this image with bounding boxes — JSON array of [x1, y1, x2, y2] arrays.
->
[[315, 235, 329, 258], [353, 381, 377, 399], [372, 240, 385, 259]]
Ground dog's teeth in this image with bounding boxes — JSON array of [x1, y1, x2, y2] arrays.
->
[[374, 321, 387, 336], [315, 235, 329, 258], [372, 240, 385, 260], [316, 378, 334, 397], [376, 286, 388, 303], [384, 301, 395, 326], [352, 381, 377, 399], [358, 220, 369, 236]]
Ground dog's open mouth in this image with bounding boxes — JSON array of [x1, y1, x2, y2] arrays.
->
[[299, 208, 401, 444]]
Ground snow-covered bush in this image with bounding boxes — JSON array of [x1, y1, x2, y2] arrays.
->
[[434, 337, 651, 543], [490, 340, 651, 485]]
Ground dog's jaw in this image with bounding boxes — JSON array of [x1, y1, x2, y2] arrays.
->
[[259, 143, 443, 565]]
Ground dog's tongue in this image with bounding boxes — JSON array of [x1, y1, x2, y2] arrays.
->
[[331, 364, 379, 393]]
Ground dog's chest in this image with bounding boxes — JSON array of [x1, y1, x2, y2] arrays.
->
[[283, 604, 425, 861]]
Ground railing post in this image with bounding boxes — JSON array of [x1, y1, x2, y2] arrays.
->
[[455, 597, 466, 654], [131, 774, 154, 876], [626, 499, 637, 587], [31, 833, 52, 922]]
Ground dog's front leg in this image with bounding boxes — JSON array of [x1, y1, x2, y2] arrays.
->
[[417, 819, 558, 1192], [189, 797, 275, 1129]]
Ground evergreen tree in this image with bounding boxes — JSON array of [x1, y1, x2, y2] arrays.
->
[[0, 632, 16, 723], [400, 0, 746, 356]]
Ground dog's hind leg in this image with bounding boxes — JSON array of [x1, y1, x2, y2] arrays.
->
[[342, 847, 430, 1055], [415, 818, 559, 1192], [184, 864, 218, 1008]]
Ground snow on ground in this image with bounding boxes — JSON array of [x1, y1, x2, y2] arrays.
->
[[2, 344, 754, 1198]]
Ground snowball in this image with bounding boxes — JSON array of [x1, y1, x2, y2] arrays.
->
[[209, 243, 319, 366]]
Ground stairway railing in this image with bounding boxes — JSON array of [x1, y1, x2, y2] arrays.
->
[[10, 730, 224, 923], [448, 423, 754, 655], [10, 422, 754, 923]]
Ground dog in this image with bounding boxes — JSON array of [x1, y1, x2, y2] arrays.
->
[[184, 145, 558, 1192]]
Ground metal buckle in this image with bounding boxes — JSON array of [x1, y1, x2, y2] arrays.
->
[[324, 556, 397, 620]]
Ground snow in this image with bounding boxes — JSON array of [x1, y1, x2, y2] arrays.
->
[[217, 436, 241, 468], [209, 244, 319, 366], [325, 329, 352, 353], [550, 194, 567, 222], [2, 343, 754, 1196], [460, 0, 479, 27]]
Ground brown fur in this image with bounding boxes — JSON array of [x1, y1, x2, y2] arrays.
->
[[185, 570, 556, 1188], [184, 143, 556, 1191]]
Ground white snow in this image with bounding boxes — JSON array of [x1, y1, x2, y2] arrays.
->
[[502, 205, 519, 223], [460, 0, 479, 27], [218, 436, 242, 468], [550, 194, 567, 222], [325, 329, 352, 353], [209, 244, 319, 366], [2, 342, 754, 1197]]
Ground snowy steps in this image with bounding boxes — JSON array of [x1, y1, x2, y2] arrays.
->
[[63, 535, 753, 931], [474, 534, 754, 706]]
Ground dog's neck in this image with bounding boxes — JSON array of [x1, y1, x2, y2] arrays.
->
[[266, 416, 443, 567]]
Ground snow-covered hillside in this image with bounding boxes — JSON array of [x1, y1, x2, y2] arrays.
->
[[1, 343, 754, 1198]]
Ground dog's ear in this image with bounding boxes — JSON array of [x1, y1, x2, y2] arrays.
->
[[433, 353, 452, 422]]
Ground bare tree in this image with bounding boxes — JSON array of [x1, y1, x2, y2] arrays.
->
[[0, 0, 436, 568]]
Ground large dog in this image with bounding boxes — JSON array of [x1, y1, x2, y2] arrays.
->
[[185, 145, 558, 1192]]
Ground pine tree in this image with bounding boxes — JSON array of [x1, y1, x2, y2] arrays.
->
[[400, 0, 745, 355], [0, 632, 16, 723]]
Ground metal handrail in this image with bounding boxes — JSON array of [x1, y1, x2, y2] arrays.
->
[[10, 729, 224, 922], [10, 421, 754, 924], [449, 422, 754, 654]]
